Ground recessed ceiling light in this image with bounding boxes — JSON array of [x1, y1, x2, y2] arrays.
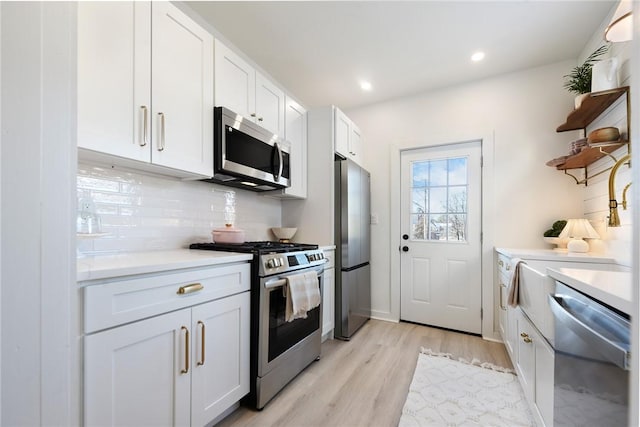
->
[[360, 81, 372, 91], [471, 51, 485, 62]]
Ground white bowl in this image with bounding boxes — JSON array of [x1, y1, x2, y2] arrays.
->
[[271, 227, 297, 242]]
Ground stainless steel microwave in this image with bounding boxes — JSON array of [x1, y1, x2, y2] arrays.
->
[[205, 106, 290, 192]]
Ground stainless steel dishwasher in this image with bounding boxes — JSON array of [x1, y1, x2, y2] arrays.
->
[[549, 282, 630, 427]]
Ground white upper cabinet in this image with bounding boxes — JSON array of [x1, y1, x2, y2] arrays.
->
[[333, 107, 362, 164], [151, 2, 214, 177], [334, 108, 351, 158], [77, 1, 151, 163], [214, 39, 285, 136], [256, 73, 285, 136], [214, 39, 255, 122], [280, 96, 307, 198], [77, 1, 213, 178]]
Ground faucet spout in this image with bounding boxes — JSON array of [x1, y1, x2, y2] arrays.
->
[[608, 153, 631, 227]]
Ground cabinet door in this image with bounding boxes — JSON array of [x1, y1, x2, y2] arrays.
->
[[322, 267, 335, 339], [515, 311, 535, 402], [214, 39, 256, 121], [349, 123, 362, 160], [77, 1, 151, 161], [256, 73, 285, 136], [334, 108, 350, 158], [151, 2, 213, 177], [191, 292, 250, 426], [84, 309, 191, 427], [282, 96, 308, 198], [535, 330, 554, 426]]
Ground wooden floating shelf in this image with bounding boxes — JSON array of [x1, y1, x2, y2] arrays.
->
[[555, 140, 628, 170], [556, 86, 629, 132]]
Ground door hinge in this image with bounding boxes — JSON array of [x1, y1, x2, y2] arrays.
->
[[480, 156, 484, 167], [480, 232, 483, 243], [481, 308, 483, 319]]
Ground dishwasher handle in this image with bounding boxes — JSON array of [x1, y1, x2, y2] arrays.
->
[[548, 294, 630, 370]]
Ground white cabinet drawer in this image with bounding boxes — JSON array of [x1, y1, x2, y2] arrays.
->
[[84, 263, 250, 333]]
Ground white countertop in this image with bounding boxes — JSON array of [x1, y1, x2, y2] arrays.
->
[[547, 267, 632, 315], [78, 249, 253, 282], [496, 247, 616, 264]]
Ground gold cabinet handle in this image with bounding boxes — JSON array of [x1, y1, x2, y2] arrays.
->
[[523, 337, 533, 344], [140, 105, 148, 147], [499, 284, 506, 310], [181, 326, 190, 374], [520, 332, 529, 338], [258, 117, 263, 122], [177, 283, 203, 295], [197, 321, 205, 366], [498, 260, 504, 267], [250, 113, 256, 117], [157, 112, 165, 151]]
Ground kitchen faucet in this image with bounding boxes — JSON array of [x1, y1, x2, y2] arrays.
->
[[608, 153, 631, 227]]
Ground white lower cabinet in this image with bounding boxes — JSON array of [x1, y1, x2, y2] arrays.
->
[[85, 309, 192, 426], [83, 264, 250, 426], [321, 249, 335, 340], [515, 310, 554, 426]]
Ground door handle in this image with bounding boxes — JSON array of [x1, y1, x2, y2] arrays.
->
[[402, 246, 409, 252], [402, 234, 409, 240]]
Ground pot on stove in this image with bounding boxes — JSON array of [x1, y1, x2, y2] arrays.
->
[[211, 224, 245, 244]]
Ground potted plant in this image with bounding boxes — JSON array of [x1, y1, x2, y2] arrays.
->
[[564, 45, 609, 108], [543, 220, 568, 251]]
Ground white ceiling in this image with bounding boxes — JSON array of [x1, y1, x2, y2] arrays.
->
[[186, 1, 616, 110]]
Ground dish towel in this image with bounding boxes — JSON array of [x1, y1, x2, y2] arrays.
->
[[507, 258, 525, 307], [285, 271, 321, 322]]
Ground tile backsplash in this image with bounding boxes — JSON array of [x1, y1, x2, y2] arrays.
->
[[77, 163, 282, 255]]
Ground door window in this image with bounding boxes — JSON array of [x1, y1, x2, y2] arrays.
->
[[410, 157, 468, 242]]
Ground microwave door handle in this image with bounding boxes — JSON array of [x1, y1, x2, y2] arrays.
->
[[273, 142, 283, 181]]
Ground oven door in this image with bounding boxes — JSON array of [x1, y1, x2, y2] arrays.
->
[[258, 265, 324, 377]]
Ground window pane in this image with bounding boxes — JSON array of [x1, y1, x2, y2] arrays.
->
[[412, 161, 429, 187], [429, 187, 447, 213], [448, 186, 467, 213], [411, 214, 427, 240], [448, 214, 467, 241], [429, 160, 447, 186], [429, 214, 446, 240], [448, 157, 468, 185], [412, 188, 428, 214]]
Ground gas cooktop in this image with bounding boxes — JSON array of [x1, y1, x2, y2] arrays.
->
[[189, 241, 318, 254]]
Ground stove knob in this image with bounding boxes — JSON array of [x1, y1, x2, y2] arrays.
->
[[267, 259, 276, 268], [276, 258, 283, 267]]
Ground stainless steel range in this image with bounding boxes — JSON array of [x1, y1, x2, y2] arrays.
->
[[190, 241, 326, 409]]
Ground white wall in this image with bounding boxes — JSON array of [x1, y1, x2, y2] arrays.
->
[[77, 163, 283, 254], [1, 2, 77, 425], [576, 16, 634, 266], [347, 61, 584, 329]]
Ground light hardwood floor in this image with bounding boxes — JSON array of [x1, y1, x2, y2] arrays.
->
[[218, 320, 511, 427]]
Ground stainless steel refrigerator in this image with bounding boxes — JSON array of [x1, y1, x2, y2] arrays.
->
[[334, 158, 371, 340]]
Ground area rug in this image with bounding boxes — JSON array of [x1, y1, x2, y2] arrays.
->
[[399, 348, 535, 426]]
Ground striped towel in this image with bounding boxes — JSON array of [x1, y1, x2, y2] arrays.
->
[[285, 271, 321, 322], [507, 258, 525, 307]]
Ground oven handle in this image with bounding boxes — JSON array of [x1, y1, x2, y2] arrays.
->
[[264, 278, 287, 289], [264, 265, 326, 290], [548, 294, 630, 370]]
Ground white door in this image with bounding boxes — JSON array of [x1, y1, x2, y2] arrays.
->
[[255, 73, 285, 136], [151, 2, 213, 177], [400, 141, 482, 334], [214, 39, 256, 121], [190, 292, 250, 426], [77, 1, 151, 161], [84, 309, 191, 426], [283, 96, 308, 198]]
